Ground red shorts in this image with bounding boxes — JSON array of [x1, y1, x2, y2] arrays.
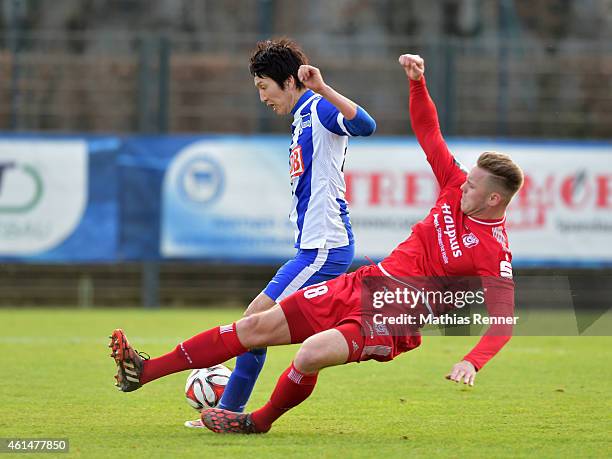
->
[[279, 264, 421, 363]]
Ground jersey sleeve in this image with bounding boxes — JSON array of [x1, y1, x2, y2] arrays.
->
[[410, 77, 467, 189], [314, 97, 359, 137], [462, 254, 515, 371]]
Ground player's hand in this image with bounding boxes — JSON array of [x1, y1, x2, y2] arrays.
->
[[445, 360, 476, 386], [398, 54, 425, 81], [298, 65, 327, 93]]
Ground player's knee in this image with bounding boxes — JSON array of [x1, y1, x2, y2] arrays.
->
[[242, 305, 255, 318], [243, 301, 265, 317], [243, 298, 259, 317], [236, 313, 269, 347], [235, 314, 259, 347], [294, 340, 325, 373], [244, 293, 276, 317]]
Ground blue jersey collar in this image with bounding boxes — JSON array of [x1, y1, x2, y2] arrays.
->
[[291, 90, 315, 115]]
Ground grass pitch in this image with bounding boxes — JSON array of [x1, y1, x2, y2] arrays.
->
[[0, 308, 610, 458]]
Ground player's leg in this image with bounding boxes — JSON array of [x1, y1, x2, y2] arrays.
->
[[200, 268, 368, 433], [202, 323, 362, 434], [219, 245, 354, 412], [216, 292, 275, 411], [110, 304, 291, 392], [248, 323, 358, 431]]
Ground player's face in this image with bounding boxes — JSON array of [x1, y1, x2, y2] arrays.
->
[[460, 167, 494, 215], [254, 76, 294, 115]]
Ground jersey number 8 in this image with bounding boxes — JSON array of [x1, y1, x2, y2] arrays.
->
[[303, 282, 329, 299]]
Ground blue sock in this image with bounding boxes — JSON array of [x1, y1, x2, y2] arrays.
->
[[218, 348, 267, 412]]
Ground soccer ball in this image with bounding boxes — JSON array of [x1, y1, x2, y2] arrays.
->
[[185, 365, 232, 411]]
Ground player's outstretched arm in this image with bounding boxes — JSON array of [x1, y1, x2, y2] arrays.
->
[[450, 277, 514, 385], [298, 64, 376, 136], [398, 53, 441, 143], [398, 54, 463, 188]]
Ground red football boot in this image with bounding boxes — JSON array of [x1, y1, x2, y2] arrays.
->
[[200, 408, 267, 434], [109, 328, 149, 392]]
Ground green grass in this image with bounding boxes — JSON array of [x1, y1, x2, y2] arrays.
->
[[0, 308, 610, 458]]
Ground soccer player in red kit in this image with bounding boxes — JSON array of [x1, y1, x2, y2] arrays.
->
[[109, 54, 524, 434]]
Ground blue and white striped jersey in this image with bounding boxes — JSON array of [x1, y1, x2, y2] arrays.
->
[[288, 90, 360, 249]]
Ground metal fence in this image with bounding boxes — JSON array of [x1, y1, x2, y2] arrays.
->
[[0, 262, 278, 308], [1, 30, 611, 137]]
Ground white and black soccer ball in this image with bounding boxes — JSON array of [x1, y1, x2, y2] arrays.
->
[[185, 365, 232, 411]]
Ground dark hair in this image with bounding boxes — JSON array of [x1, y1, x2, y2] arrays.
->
[[477, 151, 524, 201], [249, 38, 309, 90]]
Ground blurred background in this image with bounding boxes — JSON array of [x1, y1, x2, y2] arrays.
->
[[1, 0, 611, 136], [0, 0, 611, 309]]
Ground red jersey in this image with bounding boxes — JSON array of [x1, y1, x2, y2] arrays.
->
[[379, 77, 515, 371]]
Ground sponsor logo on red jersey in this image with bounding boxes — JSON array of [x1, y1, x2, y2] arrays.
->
[[289, 145, 304, 179], [440, 203, 463, 258], [499, 260, 513, 278]]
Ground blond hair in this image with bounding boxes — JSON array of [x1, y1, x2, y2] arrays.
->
[[477, 151, 524, 202]]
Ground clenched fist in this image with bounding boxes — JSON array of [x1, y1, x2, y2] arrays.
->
[[298, 65, 327, 93], [398, 54, 425, 81]]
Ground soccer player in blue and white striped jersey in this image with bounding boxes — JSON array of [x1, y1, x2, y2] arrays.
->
[[216, 38, 376, 413]]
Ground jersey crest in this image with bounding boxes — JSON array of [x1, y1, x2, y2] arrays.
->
[[462, 232, 480, 248], [289, 145, 304, 179]]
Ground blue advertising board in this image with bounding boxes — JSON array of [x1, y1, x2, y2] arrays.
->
[[0, 134, 610, 266]]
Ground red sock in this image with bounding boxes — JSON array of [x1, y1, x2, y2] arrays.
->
[[140, 323, 247, 385], [251, 362, 318, 432]]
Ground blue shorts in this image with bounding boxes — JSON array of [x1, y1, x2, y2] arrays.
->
[[263, 244, 355, 302]]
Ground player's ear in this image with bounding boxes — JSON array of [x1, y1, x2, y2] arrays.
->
[[283, 75, 296, 90], [488, 192, 503, 207]]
